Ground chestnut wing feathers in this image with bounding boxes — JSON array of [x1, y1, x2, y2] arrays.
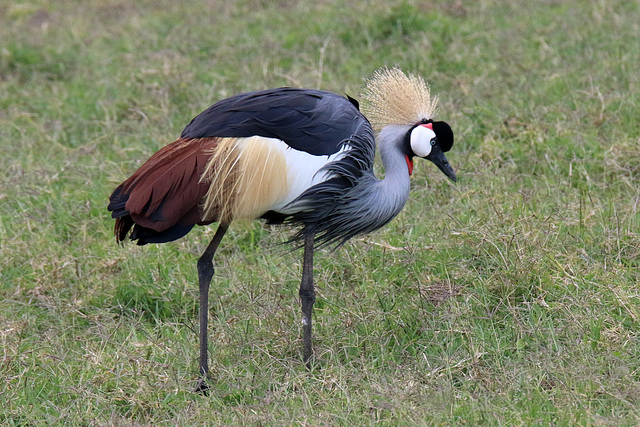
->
[[108, 138, 216, 244]]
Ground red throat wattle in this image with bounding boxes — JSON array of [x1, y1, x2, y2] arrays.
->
[[405, 155, 414, 175]]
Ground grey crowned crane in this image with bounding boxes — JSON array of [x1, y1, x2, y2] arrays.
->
[[108, 67, 456, 392]]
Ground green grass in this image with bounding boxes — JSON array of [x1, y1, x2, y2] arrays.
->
[[2, 0, 640, 424]]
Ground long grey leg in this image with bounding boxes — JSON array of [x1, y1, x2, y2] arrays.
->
[[299, 230, 316, 368], [195, 223, 228, 394]]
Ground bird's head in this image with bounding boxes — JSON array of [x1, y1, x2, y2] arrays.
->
[[406, 120, 456, 182], [361, 67, 456, 182]]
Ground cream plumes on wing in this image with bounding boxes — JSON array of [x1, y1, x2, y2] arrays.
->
[[200, 136, 289, 223], [361, 67, 438, 132], [200, 137, 240, 223]]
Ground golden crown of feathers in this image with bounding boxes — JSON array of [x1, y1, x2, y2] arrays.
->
[[361, 67, 438, 132]]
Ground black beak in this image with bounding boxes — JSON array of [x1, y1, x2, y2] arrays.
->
[[426, 144, 456, 182]]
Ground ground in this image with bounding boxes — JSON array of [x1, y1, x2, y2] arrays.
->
[[1, 0, 640, 424]]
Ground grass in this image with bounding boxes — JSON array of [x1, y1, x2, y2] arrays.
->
[[1, 0, 640, 424]]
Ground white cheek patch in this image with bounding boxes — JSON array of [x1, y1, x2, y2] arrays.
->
[[410, 124, 436, 158]]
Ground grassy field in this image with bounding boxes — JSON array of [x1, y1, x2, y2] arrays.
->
[[2, 0, 640, 424]]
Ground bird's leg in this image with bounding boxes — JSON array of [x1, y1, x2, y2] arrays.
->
[[195, 223, 228, 394], [299, 230, 316, 369]]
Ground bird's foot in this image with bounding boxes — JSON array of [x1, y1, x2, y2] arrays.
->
[[194, 378, 210, 395]]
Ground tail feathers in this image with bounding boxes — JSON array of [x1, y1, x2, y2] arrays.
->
[[108, 137, 218, 244], [113, 215, 196, 246], [115, 216, 134, 242], [108, 184, 130, 218], [129, 222, 195, 245]]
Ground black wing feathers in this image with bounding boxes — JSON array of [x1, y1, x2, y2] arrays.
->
[[181, 88, 366, 156]]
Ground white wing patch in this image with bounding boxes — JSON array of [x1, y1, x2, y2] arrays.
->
[[269, 138, 350, 213]]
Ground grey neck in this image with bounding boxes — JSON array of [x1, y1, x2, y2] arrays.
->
[[337, 125, 412, 237], [371, 125, 412, 218]]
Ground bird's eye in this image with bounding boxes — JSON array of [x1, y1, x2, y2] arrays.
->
[[430, 138, 437, 146]]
